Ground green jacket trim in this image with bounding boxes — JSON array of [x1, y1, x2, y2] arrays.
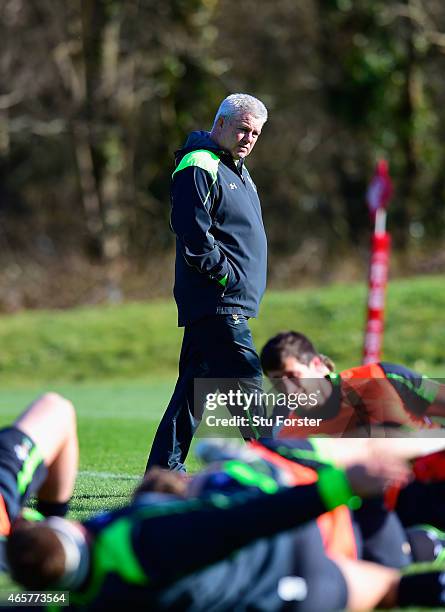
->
[[172, 149, 220, 182], [16, 445, 43, 495]]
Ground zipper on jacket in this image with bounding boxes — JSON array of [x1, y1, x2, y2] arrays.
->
[[221, 151, 245, 184]]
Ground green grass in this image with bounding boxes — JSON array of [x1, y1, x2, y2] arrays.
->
[[0, 275, 444, 386], [0, 274, 442, 511], [0, 382, 171, 520], [0, 301, 183, 385], [0, 274, 443, 517], [0, 276, 443, 608]]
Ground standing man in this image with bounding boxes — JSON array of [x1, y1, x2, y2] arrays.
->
[[146, 93, 269, 472]]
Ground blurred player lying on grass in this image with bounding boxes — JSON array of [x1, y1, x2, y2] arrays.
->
[[8, 436, 445, 611], [0, 393, 78, 570], [260, 330, 445, 437]]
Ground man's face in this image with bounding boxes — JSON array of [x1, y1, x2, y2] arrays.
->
[[214, 113, 263, 160], [267, 355, 332, 404]]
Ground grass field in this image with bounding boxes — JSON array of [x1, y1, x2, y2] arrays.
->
[[0, 276, 443, 608], [0, 275, 444, 521], [1, 275, 444, 387], [0, 381, 184, 520]]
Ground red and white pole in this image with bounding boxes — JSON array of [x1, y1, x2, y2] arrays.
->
[[363, 160, 393, 365]]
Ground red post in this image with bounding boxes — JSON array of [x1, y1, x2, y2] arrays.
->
[[363, 161, 393, 365]]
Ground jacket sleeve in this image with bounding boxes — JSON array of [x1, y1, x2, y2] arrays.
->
[[170, 166, 232, 285], [380, 362, 441, 417], [134, 465, 359, 583]]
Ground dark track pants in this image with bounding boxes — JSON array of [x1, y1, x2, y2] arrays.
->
[[146, 315, 265, 472]]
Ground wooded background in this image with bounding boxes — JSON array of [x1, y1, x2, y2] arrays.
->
[[1, 0, 444, 310]]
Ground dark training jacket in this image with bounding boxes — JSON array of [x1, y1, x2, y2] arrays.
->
[[170, 131, 267, 326], [61, 464, 354, 610]]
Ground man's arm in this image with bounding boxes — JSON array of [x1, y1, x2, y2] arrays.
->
[[170, 161, 232, 287], [380, 362, 445, 420], [134, 468, 353, 582], [131, 460, 407, 584]]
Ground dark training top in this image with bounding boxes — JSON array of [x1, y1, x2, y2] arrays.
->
[[279, 362, 441, 438], [170, 131, 267, 326], [65, 465, 355, 610]]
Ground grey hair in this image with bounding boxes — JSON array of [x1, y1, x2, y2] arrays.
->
[[213, 94, 268, 127]]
